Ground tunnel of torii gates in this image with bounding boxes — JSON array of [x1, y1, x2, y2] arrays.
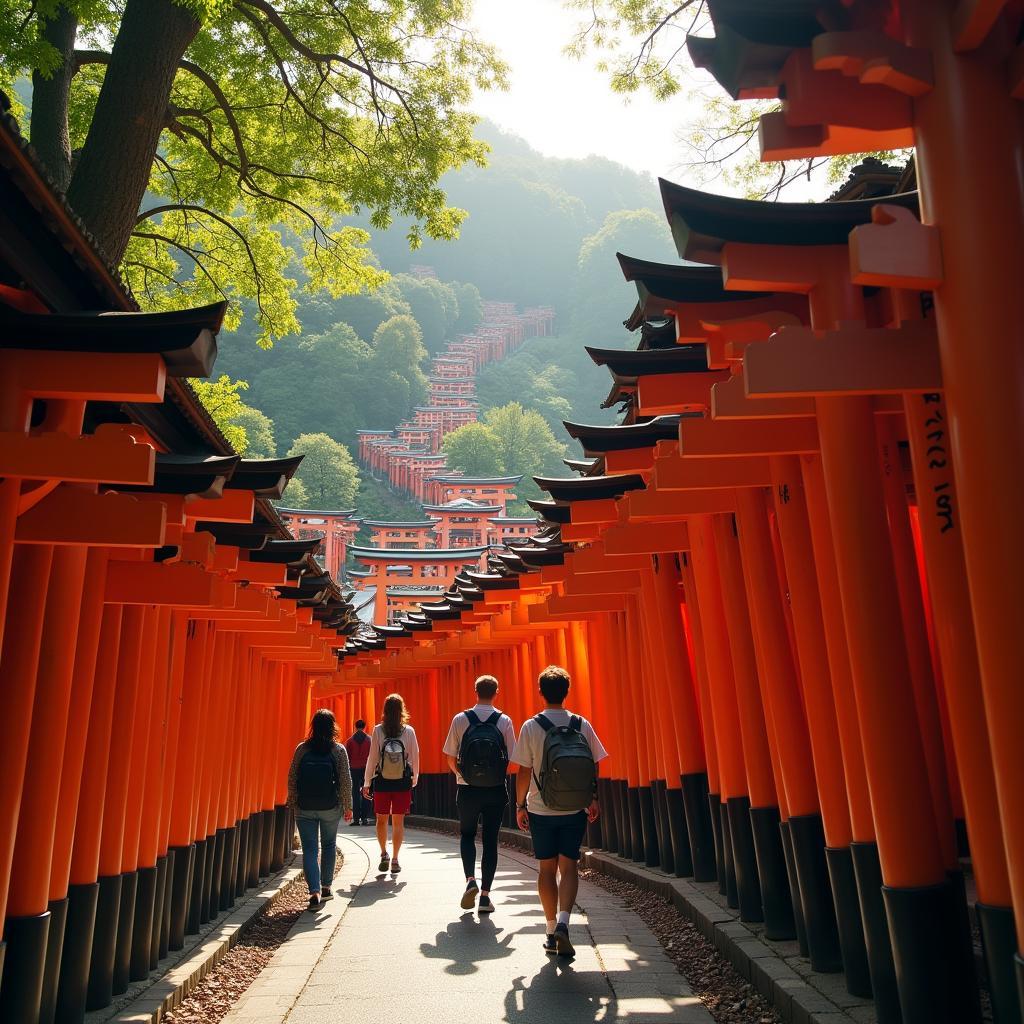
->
[[3, 6, 1024, 1024]]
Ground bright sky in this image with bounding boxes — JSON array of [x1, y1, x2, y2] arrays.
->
[[469, 0, 706, 184]]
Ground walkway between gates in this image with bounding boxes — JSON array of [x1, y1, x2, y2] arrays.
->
[[223, 828, 712, 1024]]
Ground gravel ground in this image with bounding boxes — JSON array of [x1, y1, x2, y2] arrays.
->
[[578, 867, 783, 1024], [163, 867, 309, 1024]]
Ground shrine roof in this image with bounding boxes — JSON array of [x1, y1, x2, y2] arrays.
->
[[276, 507, 358, 517], [349, 544, 491, 561], [617, 253, 768, 304], [193, 520, 276, 550], [659, 178, 920, 263], [490, 515, 538, 524], [386, 586, 446, 598], [563, 416, 682, 454], [363, 519, 437, 528], [356, 429, 395, 435], [638, 318, 679, 350], [534, 473, 647, 503], [115, 452, 238, 498], [227, 456, 303, 499], [527, 499, 572, 525], [563, 457, 602, 475], [0, 302, 224, 377], [509, 539, 568, 568], [431, 475, 523, 486], [247, 538, 322, 566], [422, 500, 502, 514], [586, 345, 708, 377]]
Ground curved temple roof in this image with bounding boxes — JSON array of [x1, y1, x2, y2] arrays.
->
[[659, 178, 920, 263], [563, 416, 682, 454], [586, 345, 709, 377], [349, 544, 491, 561], [534, 473, 647, 503]]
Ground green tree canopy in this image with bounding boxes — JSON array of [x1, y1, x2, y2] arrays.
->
[[2, 0, 504, 343], [442, 422, 503, 478], [451, 281, 483, 335], [230, 405, 276, 458], [369, 314, 429, 421], [287, 432, 359, 508], [392, 274, 458, 353], [190, 374, 252, 452]]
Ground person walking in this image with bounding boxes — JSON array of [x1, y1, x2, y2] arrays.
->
[[345, 719, 371, 825], [362, 693, 419, 875], [442, 674, 516, 914], [512, 665, 607, 957], [287, 709, 353, 911]]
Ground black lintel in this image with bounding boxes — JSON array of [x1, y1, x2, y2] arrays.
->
[[116, 452, 239, 498], [563, 416, 681, 454], [659, 178, 920, 264], [533, 472, 647, 503], [586, 344, 709, 377], [226, 456, 303, 499], [247, 538, 321, 564], [0, 301, 225, 377], [527, 499, 571, 524]]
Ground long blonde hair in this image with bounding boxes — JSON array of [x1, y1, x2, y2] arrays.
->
[[381, 693, 409, 738]]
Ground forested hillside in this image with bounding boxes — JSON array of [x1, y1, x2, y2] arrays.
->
[[213, 122, 681, 496]]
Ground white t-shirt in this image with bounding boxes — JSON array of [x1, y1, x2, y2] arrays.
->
[[365, 723, 420, 787], [442, 704, 516, 785], [511, 709, 608, 816]]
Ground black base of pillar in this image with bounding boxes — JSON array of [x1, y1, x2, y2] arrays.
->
[[168, 844, 194, 950], [977, 902, 1020, 1024], [779, 821, 809, 957], [954, 818, 969, 860], [151, 854, 168, 968], [200, 834, 216, 924], [209, 829, 226, 915], [651, 782, 675, 872], [129, 865, 157, 982], [1015, 953, 1024, 1022], [188, 838, 207, 935], [627, 788, 644, 862], [665, 787, 692, 878], [948, 869, 982, 1019], [882, 879, 981, 1024], [825, 845, 872, 995], [708, 794, 727, 896], [40, 895, 68, 1024], [787, 814, 842, 974], [850, 841, 901, 1024], [749, 806, 795, 941], [221, 826, 238, 912], [246, 817, 261, 888], [638, 786, 659, 868], [272, 806, 289, 871], [616, 781, 631, 858], [260, 809, 274, 877], [112, 869, 137, 994], [86, 873, 122, 1011], [597, 779, 616, 853], [236, 819, 250, 897], [0, 908, 51, 1023], [726, 796, 762, 923], [681, 772, 715, 882], [55, 880, 98, 1024]]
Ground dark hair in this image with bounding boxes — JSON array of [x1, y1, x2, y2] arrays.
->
[[355, 719, 366, 730], [475, 675, 499, 700], [307, 709, 338, 754], [381, 693, 409, 738], [538, 665, 570, 705]]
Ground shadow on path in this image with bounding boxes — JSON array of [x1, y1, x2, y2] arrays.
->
[[419, 914, 515, 974]]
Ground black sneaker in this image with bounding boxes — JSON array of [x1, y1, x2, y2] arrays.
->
[[320, 888, 334, 901], [390, 859, 401, 874], [461, 879, 479, 910], [307, 893, 321, 912], [378, 851, 390, 873], [478, 894, 494, 914], [543, 934, 557, 955], [553, 922, 575, 957]]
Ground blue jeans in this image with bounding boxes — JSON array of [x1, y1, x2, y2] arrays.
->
[[296, 809, 342, 894]]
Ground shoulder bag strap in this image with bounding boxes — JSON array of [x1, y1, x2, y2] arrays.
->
[[464, 709, 480, 726], [534, 713, 553, 732], [570, 715, 582, 732]]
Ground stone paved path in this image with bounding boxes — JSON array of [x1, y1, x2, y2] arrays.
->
[[224, 827, 712, 1024]]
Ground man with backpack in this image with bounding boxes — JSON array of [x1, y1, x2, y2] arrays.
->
[[442, 674, 516, 913], [345, 719, 371, 825], [512, 665, 607, 957]]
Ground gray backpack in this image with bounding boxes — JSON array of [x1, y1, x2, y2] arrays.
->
[[533, 714, 597, 812]]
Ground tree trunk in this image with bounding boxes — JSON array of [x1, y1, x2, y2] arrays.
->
[[29, 5, 78, 193], [66, 0, 200, 264]]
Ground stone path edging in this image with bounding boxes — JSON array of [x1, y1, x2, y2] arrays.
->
[[220, 834, 371, 1023], [89, 858, 306, 1024]]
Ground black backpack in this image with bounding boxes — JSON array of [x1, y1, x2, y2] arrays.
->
[[457, 709, 508, 788], [297, 747, 339, 810], [533, 714, 596, 812]]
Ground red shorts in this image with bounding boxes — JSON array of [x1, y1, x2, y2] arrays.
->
[[373, 789, 412, 816]]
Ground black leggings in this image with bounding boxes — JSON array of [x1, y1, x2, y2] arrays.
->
[[456, 785, 507, 891]]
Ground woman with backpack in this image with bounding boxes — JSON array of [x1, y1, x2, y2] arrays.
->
[[288, 708, 353, 910], [362, 693, 420, 875]]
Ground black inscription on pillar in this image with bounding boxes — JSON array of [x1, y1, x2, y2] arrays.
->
[[921, 393, 955, 534]]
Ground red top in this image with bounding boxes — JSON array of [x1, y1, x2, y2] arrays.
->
[[345, 731, 371, 770]]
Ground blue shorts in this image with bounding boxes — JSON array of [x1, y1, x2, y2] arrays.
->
[[528, 811, 587, 861]]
